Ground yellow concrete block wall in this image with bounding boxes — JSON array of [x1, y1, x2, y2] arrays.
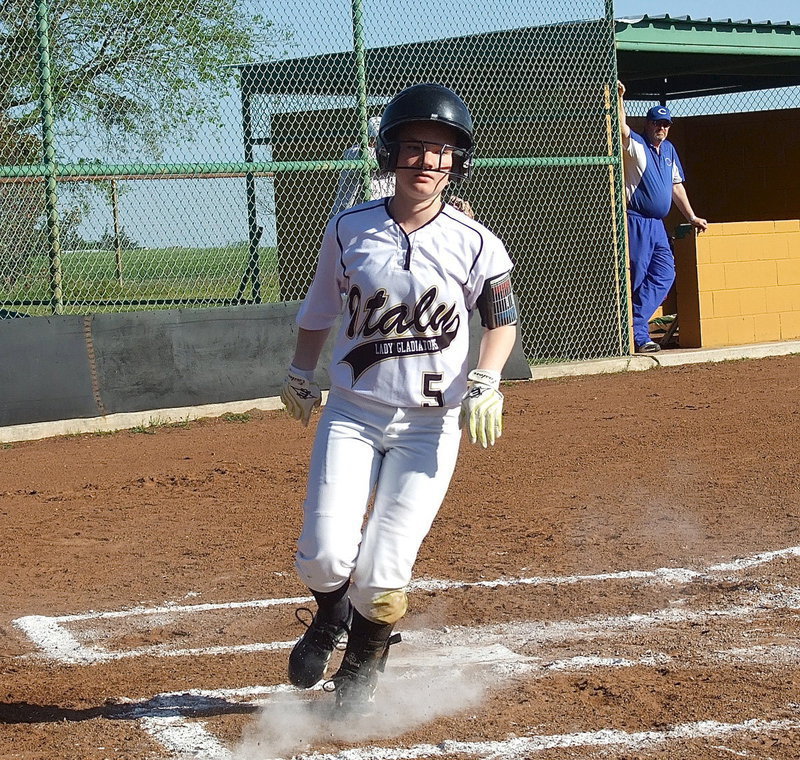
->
[[754, 313, 781, 342], [781, 312, 800, 340], [678, 221, 800, 348]]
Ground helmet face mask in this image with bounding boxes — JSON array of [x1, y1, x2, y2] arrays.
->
[[377, 84, 474, 181], [384, 138, 471, 178]]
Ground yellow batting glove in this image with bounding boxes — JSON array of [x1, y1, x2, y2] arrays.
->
[[280, 365, 321, 427], [460, 369, 504, 448]]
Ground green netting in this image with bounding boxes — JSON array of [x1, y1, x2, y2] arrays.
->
[[1, 0, 630, 362]]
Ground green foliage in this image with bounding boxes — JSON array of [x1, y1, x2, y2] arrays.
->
[[0, 117, 46, 284], [222, 412, 251, 423], [131, 423, 158, 434], [97, 227, 140, 251], [0, 0, 290, 156], [0, 0, 288, 285]]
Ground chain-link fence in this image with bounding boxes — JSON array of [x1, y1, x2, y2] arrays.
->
[[3, 0, 628, 363], [625, 87, 800, 118]]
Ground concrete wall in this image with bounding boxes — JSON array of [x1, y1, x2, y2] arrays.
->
[[674, 220, 800, 348], [0, 304, 531, 429]]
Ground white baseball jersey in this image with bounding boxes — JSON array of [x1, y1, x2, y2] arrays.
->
[[297, 198, 514, 409]]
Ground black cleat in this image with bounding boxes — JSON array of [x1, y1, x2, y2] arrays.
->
[[330, 651, 379, 716], [326, 610, 401, 716], [288, 606, 351, 688], [330, 633, 402, 716]]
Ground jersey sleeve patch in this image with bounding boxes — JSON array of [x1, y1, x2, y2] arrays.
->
[[477, 272, 518, 328]]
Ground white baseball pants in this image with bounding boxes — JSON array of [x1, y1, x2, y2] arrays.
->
[[295, 388, 461, 620]]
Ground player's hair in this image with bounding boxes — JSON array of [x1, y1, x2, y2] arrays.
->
[[377, 83, 474, 181]]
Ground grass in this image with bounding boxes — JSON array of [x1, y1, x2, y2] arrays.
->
[[0, 244, 281, 315], [131, 424, 159, 434], [222, 412, 251, 423]]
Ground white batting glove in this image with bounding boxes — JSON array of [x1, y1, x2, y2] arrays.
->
[[460, 369, 504, 448], [280, 364, 321, 427]]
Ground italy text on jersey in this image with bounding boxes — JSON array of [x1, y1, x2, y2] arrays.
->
[[341, 285, 460, 382]]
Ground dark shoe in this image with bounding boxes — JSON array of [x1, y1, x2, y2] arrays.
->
[[635, 340, 661, 354], [288, 606, 351, 688], [326, 611, 401, 716]]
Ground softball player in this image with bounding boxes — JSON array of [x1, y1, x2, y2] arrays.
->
[[329, 116, 396, 217], [280, 83, 518, 716]]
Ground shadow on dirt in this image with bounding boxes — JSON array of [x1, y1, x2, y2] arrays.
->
[[0, 692, 260, 724]]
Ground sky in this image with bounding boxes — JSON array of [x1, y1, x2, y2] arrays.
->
[[613, 0, 798, 22], [75, 0, 800, 249]]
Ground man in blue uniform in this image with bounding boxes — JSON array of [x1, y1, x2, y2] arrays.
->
[[617, 81, 708, 353]]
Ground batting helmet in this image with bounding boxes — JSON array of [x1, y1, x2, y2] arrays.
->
[[377, 83, 474, 180]]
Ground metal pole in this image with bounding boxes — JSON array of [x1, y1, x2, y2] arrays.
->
[[111, 179, 123, 284], [606, 0, 631, 355], [35, 0, 64, 315], [240, 86, 262, 304], [351, 0, 371, 203]]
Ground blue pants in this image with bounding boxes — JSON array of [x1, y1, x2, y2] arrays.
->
[[627, 213, 675, 347]]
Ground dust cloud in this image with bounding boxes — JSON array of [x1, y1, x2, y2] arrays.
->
[[234, 664, 487, 759]]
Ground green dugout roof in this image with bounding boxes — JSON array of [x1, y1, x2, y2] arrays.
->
[[237, 14, 800, 101], [616, 14, 800, 99]]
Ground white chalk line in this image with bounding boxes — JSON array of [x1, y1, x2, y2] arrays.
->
[[403, 586, 800, 653], [140, 716, 232, 760], [133, 650, 800, 760], [33, 595, 315, 624], [137, 711, 800, 760], [12, 545, 800, 758], [118, 650, 667, 720], [137, 544, 800, 758], [39, 638, 800, 758], [13, 544, 800, 665], [15, 584, 800, 666], [122, 636, 797, 719], [286, 715, 800, 760]]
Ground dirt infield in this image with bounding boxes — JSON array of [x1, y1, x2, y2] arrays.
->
[[1, 354, 800, 759]]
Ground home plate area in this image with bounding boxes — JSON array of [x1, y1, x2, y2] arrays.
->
[[12, 545, 800, 760]]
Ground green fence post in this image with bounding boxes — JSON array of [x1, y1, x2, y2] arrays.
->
[[350, 0, 371, 203], [239, 86, 262, 304], [606, 0, 631, 355], [35, 0, 64, 316]]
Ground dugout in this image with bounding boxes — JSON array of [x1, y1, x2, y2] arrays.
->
[[238, 17, 628, 364], [237, 13, 800, 354], [617, 15, 800, 347]]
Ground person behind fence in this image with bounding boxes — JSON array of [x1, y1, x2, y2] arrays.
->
[[617, 81, 708, 354], [329, 116, 396, 216], [279, 83, 519, 716]]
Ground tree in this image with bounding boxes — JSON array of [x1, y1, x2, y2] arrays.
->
[[98, 225, 138, 251], [0, 0, 288, 156], [0, 116, 45, 285], [0, 0, 287, 289]]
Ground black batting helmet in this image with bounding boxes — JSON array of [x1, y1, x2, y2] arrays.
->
[[377, 83, 474, 180]]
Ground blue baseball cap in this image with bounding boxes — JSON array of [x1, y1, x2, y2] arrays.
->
[[646, 105, 673, 123]]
